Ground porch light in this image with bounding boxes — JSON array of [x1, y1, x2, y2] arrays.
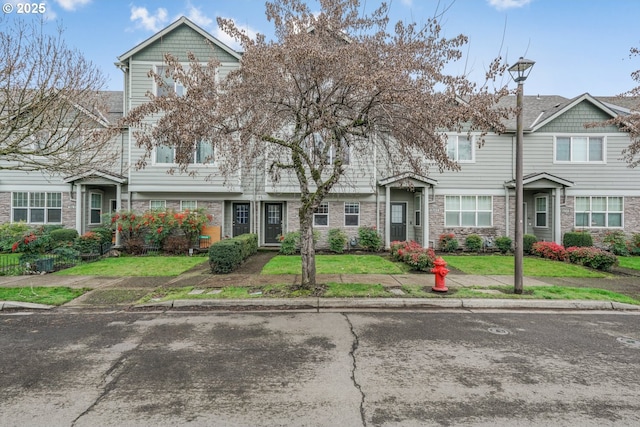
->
[[508, 57, 535, 83]]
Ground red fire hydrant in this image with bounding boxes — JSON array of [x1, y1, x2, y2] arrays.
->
[[431, 257, 449, 292]]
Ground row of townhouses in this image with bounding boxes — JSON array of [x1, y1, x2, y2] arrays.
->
[[1, 17, 639, 249]]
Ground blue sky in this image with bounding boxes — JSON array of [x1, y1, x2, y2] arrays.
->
[[4, 0, 640, 97]]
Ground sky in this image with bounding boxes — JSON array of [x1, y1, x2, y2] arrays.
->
[[3, 0, 640, 98]]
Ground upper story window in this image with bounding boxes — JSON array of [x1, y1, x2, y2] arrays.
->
[[313, 202, 329, 226], [555, 136, 604, 163], [446, 135, 474, 163], [445, 195, 492, 227], [575, 196, 622, 228], [12, 192, 62, 224], [154, 140, 214, 165], [308, 133, 350, 166], [154, 65, 186, 97]]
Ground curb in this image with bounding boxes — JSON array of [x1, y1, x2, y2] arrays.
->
[[134, 298, 640, 311], [0, 301, 54, 311]]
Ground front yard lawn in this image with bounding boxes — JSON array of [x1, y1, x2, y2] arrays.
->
[[55, 255, 208, 276], [0, 287, 89, 306], [618, 256, 640, 270], [261, 255, 407, 275], [442, 255, 607, 277]]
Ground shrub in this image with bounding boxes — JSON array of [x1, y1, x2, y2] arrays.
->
[[566, 246, 618, 271], [163, 235, 190, 255], [0, 222, 31, 252], [390, 240, 436, 271], [73, 231, 103, 254], [603, 230, 629, 256], [123, 237, 145, 255], [438, 233, 458, 252], [91, 226, 114, 245], [630, 233, 640, 256], [523, 234, 538, 254], [495, 236, 512, 254], [465, 234, 483, 253], [563, 231, 593, 248], [278, 231, 300, 255], [49, 228, 79, 247], [209, 233, 258, 273], [531, 241, 567, 261], [12, 231, 51, 255], [328, 229, 347, 253], [358, 226, 382, 252]]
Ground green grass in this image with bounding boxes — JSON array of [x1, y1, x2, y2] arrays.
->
[[618, 256, 640, 270], [442, 255, 606, 277], [134, 283, 640, 305], [0, 287, 89, 306], [261, 255, 406, 275], [55, 255, 208, 276]]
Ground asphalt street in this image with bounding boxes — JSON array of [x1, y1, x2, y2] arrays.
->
[[1, 310, 639, 426]]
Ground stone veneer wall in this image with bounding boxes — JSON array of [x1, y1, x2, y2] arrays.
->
[[429, 195, 507, 250]]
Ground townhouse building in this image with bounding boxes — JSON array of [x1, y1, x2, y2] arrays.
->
[[1, 17, 638, 249]]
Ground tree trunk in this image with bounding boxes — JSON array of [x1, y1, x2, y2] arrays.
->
[[299, 210, 316, 290]]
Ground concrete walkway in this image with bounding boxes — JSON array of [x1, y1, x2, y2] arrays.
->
[[1, 270, 640, 311]]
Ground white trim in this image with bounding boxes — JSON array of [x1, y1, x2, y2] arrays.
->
[[89, 191, 103, 225], [553, 135, 607, 164], [433, 188, 505, 196], [344, 201, 360, 227], [313, 201, 329, 227], [444, 195, 493, 228], [180, 200, 198, 211], [445, 134, 476, 163], [534, 194, 548, 228], [574, 196, 624, 229]]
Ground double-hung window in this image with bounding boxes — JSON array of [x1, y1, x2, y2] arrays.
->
[[555, 136, 604, 163], [90, 193, 102, 224], [155, 140, 214, 165], [12, 192, 62, 224], [446, 135, 474, 162], [314, 202, 329, 226], [344, 202, 359, 226], [414, 194, 421, 226], [535, 196, 548, 228], [575, 196, 622, 228], [150, 200, 166, 210], [445, 195, 492, 227], [154, 65, 185, 96], [181, 200, 197, 211]]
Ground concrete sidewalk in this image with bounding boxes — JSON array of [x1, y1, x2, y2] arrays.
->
[[1, 270, 639, 311]]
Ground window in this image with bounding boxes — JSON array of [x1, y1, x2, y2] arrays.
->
[[314, 202, 329, 226], [414, 194, 421, 227], [535, 196, 548, 228], [150, 200, 166, 210], [555, 136, 604, 162], [90, 193, 102, 224], [344, 202, 360, 226], [446, 135, 473, 162], [307, 134, 350, 165], [12, 192, 62, 224], [575, 196, 623, 228], [445, 195, 492, 227], [181, 200, 197, 211], [154, 65, 185, 96], [154, 141, 214, 165]]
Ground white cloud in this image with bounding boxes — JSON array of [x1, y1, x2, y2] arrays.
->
[[54, 0, 91, 11], [130, 6, 169, 32], [213, 18, 259, 51], [487, 0, 532, 10], [400, 0, 413, 6], [185, 3, 213, 28]]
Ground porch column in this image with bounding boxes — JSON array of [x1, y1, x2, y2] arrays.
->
[[554, 188, 562, 244], [385, 185, 391, 249], [115, 183, 122, 246], [422, 187, 429, 248], [75, 183, 83, 235]]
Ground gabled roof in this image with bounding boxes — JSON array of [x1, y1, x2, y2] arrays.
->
[[64, 169, 127, 184], [529, 93, 619, 132], [379, 172, 438, 187], [117, 16, 242, 63], [505, 172, 574, 188]]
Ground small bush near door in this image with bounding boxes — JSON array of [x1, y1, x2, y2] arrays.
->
[[495, 236, 512, 254], [328, 229, 347, 253], [465, 234, 483, 253], [523, 234, 538, 254], [438, 233, 459, 252], [358, 226, 382, 252]]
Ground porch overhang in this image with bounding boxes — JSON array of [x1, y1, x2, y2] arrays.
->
[[505, 172, 574, 189], [64, 169, 127, 185], [379, 172, 438, 188]]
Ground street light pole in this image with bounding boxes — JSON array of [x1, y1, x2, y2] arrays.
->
[[508, 57, 534, 295]]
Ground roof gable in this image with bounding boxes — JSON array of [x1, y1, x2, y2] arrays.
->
[[117, 16, 241, 63], [531, 93, 618, 132]]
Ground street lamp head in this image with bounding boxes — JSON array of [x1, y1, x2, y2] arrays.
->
[[508, 57, 535, 83]]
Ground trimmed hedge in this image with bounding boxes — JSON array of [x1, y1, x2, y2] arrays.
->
[[563, 231, 593, 248], [49, 228, 79, 246], [523, 234, 538, 254], [209, 233, 258, 274], [566, 246, 618, 271]]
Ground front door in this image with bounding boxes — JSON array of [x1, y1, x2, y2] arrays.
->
[[232, 203, 251, 237], [264, 203, 283, 244], [390, 202, 407, 241]]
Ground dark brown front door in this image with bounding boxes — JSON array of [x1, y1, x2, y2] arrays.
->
[[390, 202, 407, 242], [264, 203, 283, 244], [232, 203, 250, 237]]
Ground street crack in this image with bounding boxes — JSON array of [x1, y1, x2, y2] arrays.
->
[[343, 313, 366, 427]]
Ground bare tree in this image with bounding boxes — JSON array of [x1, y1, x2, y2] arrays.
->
[[121, 0, 510, 290], [0, 18, 111, 175]]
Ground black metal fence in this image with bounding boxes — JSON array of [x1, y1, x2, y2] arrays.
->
[[0, 243, 113, 276]]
